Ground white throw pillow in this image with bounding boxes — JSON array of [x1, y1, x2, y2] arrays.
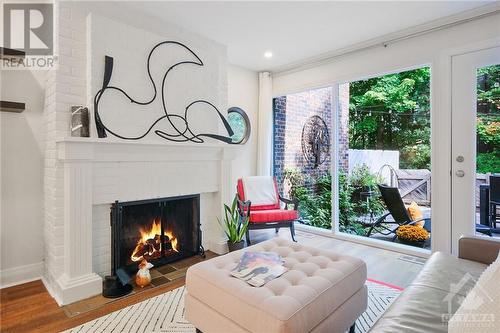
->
[[242, 176, 278, 206], [448, 251, 500, 332]]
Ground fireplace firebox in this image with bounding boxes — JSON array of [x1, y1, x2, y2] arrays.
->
[[110, 194, 202, 275]]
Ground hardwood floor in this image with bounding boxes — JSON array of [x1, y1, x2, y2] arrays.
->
[[0, 230, 425, 332]]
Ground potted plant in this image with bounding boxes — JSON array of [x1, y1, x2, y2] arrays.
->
[[396, 225, 430, 248], [218, 195, 249, 252]]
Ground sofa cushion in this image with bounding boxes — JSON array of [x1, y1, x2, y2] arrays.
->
[[186, 238, 367, 333], [370, 252, 487, 333], [249, 209, 298, 223], [407, 202, 424, 226]]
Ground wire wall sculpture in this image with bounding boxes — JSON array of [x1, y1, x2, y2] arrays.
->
[[301, 115, 330, 168], [94, 41, 234, 143]]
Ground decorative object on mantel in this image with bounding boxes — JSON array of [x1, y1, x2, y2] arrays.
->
[[70, 106, 90, 137], [218, 195, 249, 252], [301, 115, 330, 168], [93, 40, 239, 144], [227, 106, 251, 144], [135, 260, 154, 288], [0, 100, 25, 113]]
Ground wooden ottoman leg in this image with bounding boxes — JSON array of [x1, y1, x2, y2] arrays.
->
[[196, 329, 203, 333], [349, 323, 356, 333]]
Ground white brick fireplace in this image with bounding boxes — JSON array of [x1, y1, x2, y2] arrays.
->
[[43, 2, 234, 305], [51, 137, 236, 305]]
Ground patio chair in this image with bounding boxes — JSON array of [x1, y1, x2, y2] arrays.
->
[[489, 174, 500, 229], [236, 176, 299, 245], [365, 184, 427, 240]]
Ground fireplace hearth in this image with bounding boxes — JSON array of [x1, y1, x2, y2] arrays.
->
[[110, 194, 202, 275]]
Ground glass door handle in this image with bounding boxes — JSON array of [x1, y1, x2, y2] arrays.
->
[[455, 170, 465, 177]]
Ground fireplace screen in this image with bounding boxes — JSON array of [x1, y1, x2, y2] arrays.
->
[[111, 194, 201, 273]]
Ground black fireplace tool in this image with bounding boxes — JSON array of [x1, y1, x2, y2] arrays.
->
[[102, 268, 133, 298]]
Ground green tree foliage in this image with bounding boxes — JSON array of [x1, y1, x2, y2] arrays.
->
[[348, 65, 499, 173], [476, 64, 499, 173], [349, 68, 431, 169]]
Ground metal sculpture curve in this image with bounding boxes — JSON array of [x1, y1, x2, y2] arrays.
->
[[93, 41, 234, 143], [301, 115, 330, 168]]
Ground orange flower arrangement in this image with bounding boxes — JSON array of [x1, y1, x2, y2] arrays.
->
[[396, 225, 430, 242]]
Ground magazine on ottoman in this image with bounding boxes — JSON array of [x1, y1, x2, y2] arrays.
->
[[231, 252, 288, 287]]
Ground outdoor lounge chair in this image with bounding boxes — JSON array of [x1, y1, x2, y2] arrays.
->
[[365, 184, 427, 240], [367, 184, 492, 240]]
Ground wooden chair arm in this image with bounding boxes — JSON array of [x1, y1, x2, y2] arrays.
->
[[279, 195, 299, 210], [237, 197, 251, 218]]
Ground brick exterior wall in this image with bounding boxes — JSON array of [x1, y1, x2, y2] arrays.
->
[[338, 83, 350, 172], [273, 86, 349, 196]]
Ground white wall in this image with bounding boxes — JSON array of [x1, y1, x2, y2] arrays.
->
[[1, 70, 47, 287], [273, 13, 500, 253], [88, 14, 227, 141], [227, 65, 259, 191]]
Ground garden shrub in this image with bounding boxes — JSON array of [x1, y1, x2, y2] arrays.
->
[[284, 165, 386, 235]]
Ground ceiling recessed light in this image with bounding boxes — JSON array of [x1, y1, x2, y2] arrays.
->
[[264, 51, 273, 58]]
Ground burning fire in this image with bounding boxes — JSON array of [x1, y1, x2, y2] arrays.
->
[[130, 219, 179, 262]]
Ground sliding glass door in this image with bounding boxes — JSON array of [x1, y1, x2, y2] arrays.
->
[[272, 67, 434, 251], [334, 68, 432, 250]]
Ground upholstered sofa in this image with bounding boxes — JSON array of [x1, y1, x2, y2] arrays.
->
[[370, 236, 500, 332]]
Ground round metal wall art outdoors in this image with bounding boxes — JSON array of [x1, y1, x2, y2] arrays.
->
[[227, 107, 251, 144], [301, 115, 330, 168]]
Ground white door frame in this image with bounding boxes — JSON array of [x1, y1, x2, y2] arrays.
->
[[449, 43, 500, 254], [439, 38, 500, 254]]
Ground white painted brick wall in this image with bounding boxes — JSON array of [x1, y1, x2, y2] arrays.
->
[[92, 204, 111, 277], [44, 1, 88, 285], [44, 1, 228, 300]]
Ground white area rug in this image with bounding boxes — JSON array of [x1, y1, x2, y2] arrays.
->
[[66, 280, 401, 333]]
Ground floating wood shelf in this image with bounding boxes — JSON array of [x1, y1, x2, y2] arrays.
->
[[0, 101, 25, 113], [0, 47, 25, 59]]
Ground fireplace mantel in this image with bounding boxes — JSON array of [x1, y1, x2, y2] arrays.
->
[[57, 137, 240, 162], [53, 137, 239, 305]]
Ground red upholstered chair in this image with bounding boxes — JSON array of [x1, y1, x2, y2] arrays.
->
[[237, 176, 299, 245]]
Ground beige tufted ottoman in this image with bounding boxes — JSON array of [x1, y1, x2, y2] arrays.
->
[[185, 238, 367, 333]]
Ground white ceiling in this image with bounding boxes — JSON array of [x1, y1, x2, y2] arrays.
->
[[124, 1, 493, 72]]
